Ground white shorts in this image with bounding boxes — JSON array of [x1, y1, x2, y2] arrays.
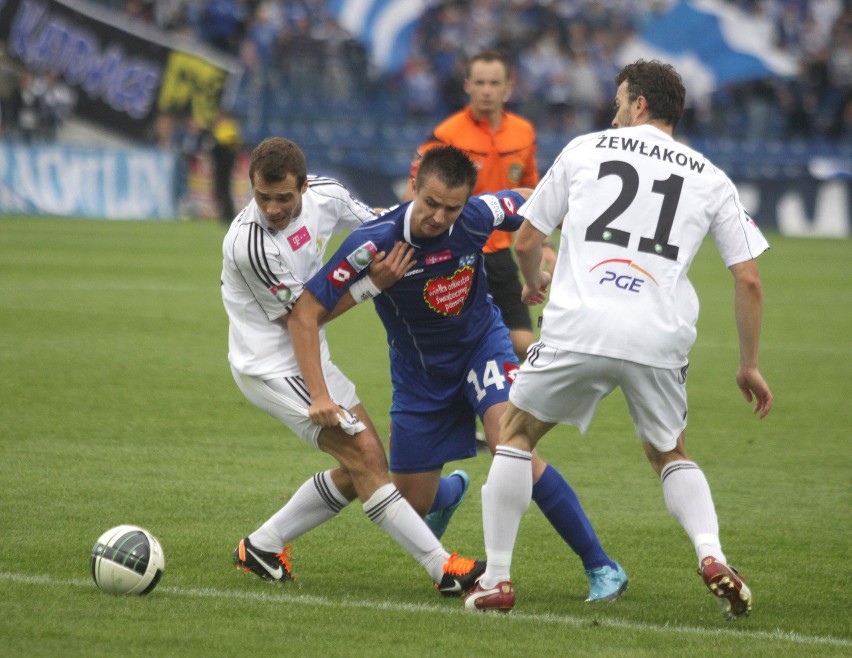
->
[[231, 364, 365, 449], [509, 343, 688, 452]]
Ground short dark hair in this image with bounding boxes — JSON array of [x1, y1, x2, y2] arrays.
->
[[467, 49, 512, 79], [616, 60, 686, 129], [415, 146, 478, 195], [249, 137, 307, 188]]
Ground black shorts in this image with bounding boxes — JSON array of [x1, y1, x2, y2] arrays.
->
[[484, 249, 532, 332]]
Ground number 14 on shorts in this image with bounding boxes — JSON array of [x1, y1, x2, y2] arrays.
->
[[467, 360, 518, 402]]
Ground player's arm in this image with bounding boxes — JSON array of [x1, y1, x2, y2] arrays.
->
[[512, 185, 557, 269], [508, 187, 556, 258], [322, 241, 416, 323], [513, 219, 552, 306], [286, 291, 341, 428], [287, 242, 415, 428], [730, 259, 773, 418]]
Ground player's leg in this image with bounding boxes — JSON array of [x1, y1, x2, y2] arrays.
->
[[467, 401, 547, 611], [643, 436, 725, 565], [422, 469, 470, 538], [232, 367, 483, 591], [623, 361, 751, 619], [319, 412, 483, 592], [472, 338, 627, 602], [231, 367, 483, 591], [248, 467, 354, 551], [229, 370, 361, 582], [481, 398, 626, 602], [391, 469, 443, 517], [387, 368, 478, 537]]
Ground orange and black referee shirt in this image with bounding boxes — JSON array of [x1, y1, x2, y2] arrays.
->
[[408, 106, 539, 253]]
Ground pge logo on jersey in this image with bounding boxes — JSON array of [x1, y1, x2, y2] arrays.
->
[[590, 258, 658, 293]]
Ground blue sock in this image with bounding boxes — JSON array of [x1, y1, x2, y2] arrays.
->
[[428, 473, 465, 513], [532, 464, 612, 570]]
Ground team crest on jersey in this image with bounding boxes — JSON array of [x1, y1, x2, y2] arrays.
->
[[508, 163, 524, 184], [287, 226, 311, 251], [503, 362, 519, 384], [270, 283, 293, 303], [424, 266, 473, 316], [346, 241, 378, 272], [458, 254, 476, 268]]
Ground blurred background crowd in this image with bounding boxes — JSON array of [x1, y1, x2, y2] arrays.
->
[[1, 0, 849, 143], [0, 0, 849, 217]]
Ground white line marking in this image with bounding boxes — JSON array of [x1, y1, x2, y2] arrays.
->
[[2, 571, 849, 648]]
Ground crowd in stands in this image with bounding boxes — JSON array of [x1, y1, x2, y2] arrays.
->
[[1, 0, 849, 145], [403, 0, 851, 141], [0, 66, 76, 142]]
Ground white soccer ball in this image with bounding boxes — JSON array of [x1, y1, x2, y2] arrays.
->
[[90, 525, 165, 595]]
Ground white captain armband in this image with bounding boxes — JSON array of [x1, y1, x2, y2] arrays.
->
[[349, 275, 382, 304]]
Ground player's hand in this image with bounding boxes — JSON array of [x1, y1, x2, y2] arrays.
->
[[521, 271, 552, 305], [735, 366, 773, 419], [368, 241, 416, 291], [307, 394, 342, 428]]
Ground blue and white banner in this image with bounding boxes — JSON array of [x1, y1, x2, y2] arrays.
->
[[0, 0, 242, 140], [618, 0, 798, 101], [328, 0, 427, 73], [0, 144, 176, 219]]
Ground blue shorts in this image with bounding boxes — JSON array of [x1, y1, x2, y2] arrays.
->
[[388, 325, 518, 473]]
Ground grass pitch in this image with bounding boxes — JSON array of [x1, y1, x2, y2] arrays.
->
[[0, 216, 849, 657]]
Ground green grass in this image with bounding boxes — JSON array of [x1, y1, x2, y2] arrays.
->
[[0, 216, 849, 657]]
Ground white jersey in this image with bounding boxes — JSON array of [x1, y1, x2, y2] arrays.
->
[[222, 176, 375, 378], [520, 124, 769, 368]]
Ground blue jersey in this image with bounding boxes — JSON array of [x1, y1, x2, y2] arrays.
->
[[307, 190, 526, 376]]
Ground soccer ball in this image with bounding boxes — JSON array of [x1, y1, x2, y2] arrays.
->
[[90, 525, 165, 595]]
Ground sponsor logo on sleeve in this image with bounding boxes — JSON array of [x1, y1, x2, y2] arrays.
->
[[287, 226, 311, 251], [479, 194, 504, 225], [328, 260, 356, 289], [503, 362, 519, 384], [346, 241, 378, 272], [500, 196, 517, 215]]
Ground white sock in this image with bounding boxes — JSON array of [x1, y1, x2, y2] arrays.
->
[[660, 460, 726, 565], [480, 446, 532, 589], [250, 470, 350, 552], [363, 483, 448, 582]]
